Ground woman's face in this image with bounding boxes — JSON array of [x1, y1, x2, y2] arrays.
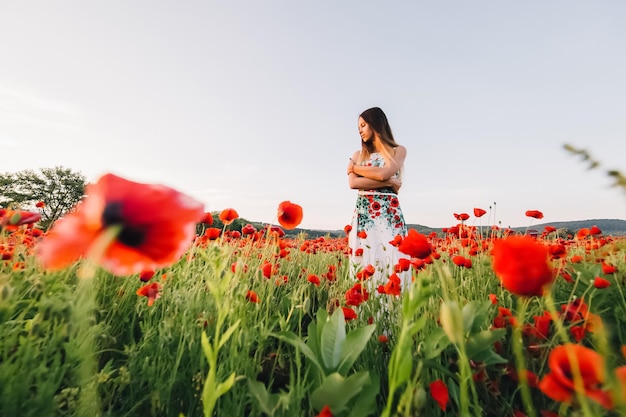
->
[[358, 117, 375, 143]]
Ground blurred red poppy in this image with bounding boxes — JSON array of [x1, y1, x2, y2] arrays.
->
[[199, 212, 214, 225], [454, 213, 470, 221], [491, 236, 555, 297], [136, 282, 161, 306], [473, 208, 487, 218], [277, 201, 303, 230], [398, 229, 432, 259], [429, 379, 449, 411], [593, 277, 611, 289], [525, 210, 544, 219], [316, 405, 333, 417], [538, 343, 612, 409], [341, 306, 357, 321], [36, 173, 204, 276], [204, 227, 221, 240], [345, 283, 369, 306], [307, 274, 321, 286], [245, 290, 260, 303], [0, 210, 41, 227], [219, 208, 239, 225]]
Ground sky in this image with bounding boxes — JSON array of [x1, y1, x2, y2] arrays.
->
[[1, 1, 625, 230]]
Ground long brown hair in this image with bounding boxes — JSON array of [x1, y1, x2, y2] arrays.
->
[[357, 107, 400, 167]]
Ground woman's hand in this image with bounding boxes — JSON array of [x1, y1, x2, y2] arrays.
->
[[347, 158, 356, 176], [388, 177, 402, 194]]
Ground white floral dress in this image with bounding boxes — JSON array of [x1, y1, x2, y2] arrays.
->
[[348, 153, 411, 291]]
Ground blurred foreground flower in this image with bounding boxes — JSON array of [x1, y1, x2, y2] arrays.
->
[[35, 173, 204, 276], [538, 343, 613, 410], [276, 200, 303, 230], [491, 235, 555, 297]]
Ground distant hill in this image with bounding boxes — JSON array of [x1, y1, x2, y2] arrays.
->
[[293, 219, 626, 238]]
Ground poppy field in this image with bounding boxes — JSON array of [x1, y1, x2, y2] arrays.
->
[[1, 173, 626, 417]]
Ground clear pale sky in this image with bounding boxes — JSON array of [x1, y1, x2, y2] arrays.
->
[[1, 1, 625, 230]]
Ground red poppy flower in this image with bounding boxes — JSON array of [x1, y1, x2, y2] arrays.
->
[[538, 343, 612, 409], [277, 201, 303, 230], [454, 212, 470, 221], [388, 235, 403, 247], [378, 335, 389, 343], [136, 282, 161, 306], [601, 262, 617, 274], [204, 227, 221, 240], [1, 210, 41, 227], [489, 293, 498, 305], [355, 264, 375, 280], [242, 223, 257, 235], [593, 277, 611, 289], [491, 236, 555, 297], [525, 210, 544, 219], [577, 228, 590, 239], [354, 248, 364, 256], [398, 229, 432, 259], [341, 306, 357, 321], [544, 225, 556, 233], [316, 405, 333, 417], [452, 255, 472, 268], [139, 269, 155, 282], [35, 201, 46, 208], [307, 274, 320, 286], [357, 230, 367, 239], [570, 255, 583, 263], [343, 225, 352, 235], [473, 208, 486, 218], [199, 212, 214, 225], [378, 273, 401, 296], [219, 208, 239, 225], [429, 379, 449, 411], [394, 257, 411, 272], [245, 290, 260, 303], [345, 283, 369, 306], [35, 173, 205, 276], [589, 225, 602, 235]]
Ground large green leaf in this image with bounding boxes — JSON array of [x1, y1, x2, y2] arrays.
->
[[347, 373, 380, 417], [247, 379, 280, 416], [423, 327, 451, 360], [319, 308, 346, 371], [310, 371, 371, 413], [465, 329, 507, 365], [337, 324, 375, 375], [271, 331, 323, 374]]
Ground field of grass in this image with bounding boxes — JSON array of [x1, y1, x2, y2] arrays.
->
[[1, 191, 626, 416]]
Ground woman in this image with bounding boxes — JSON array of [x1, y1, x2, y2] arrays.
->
[[347, 107, 411, 291]]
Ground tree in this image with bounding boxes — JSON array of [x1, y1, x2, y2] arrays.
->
[[0, 166, 86, 230]]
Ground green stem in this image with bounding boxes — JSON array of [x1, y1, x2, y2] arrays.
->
[[513, 297, 536, 417]]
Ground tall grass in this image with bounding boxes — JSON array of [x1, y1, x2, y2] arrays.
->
[[1, 226, 625, 416]]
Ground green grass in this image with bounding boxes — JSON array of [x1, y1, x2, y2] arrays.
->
[[1, 230, 625, 417]]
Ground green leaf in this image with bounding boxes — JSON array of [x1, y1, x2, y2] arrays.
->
[[215, 371, 237, 397], [271, 331, 323, 374], [465, 329, 506, 356], [337, 324, 376, 375], [320, 308, 346, 371], [468, 348, 508, 366], [201, 332, 214, 362], [347, 373, 380, 417], [310, 372, 371, 413], [247, 379, 279, 416], [218, 319, 241, 349], [423, 327, 451, 360]]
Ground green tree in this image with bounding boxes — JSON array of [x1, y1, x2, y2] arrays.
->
[[0, 166, 86, 230]]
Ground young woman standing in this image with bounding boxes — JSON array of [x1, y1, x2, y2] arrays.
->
[[346, 107, 411, 291]]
